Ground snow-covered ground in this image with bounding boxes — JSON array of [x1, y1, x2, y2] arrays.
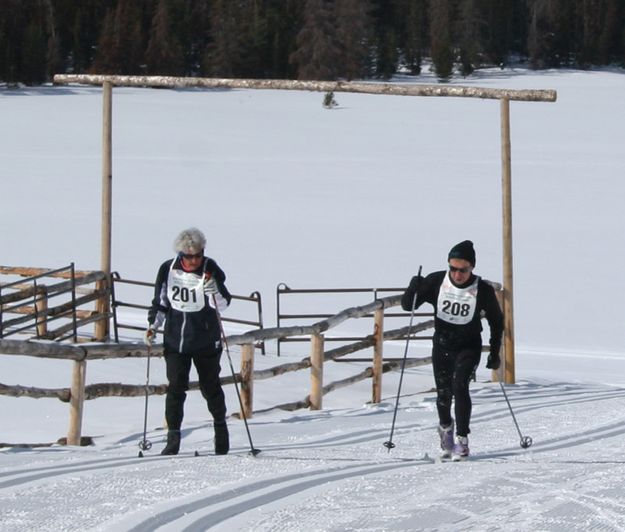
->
[[1, 67, 624, 531]]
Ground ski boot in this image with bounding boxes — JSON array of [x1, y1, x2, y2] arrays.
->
[[437, 421, 454, 459], [161, 430, 181, 455], [214, 420, 229, 455], [451, 436, 470, 462]]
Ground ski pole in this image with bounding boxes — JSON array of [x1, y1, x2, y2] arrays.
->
[[138, 343, 153, 457], [212, 293, 261, 456], [499, 381, 533, 449], [384, 265, 421, 452]]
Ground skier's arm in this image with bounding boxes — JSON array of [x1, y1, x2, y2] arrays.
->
[[401, 271, 437, 311], [204, 260, 231, 312], [483, 284, 504, 357], [147, 262, 169, 329]]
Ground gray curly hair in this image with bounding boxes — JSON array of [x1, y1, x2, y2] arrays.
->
[[173, 227, 206, 254]]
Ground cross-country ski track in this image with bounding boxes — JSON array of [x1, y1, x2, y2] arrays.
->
[[3, 381, 625, 531]]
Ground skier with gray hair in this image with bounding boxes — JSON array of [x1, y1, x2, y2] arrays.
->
[[145, 227, 231, 455]]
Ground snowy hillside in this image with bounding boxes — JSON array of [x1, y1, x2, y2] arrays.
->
[[1, 67, 625, 530]]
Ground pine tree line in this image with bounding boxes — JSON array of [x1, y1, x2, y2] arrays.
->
[[1, 0, 624, 86]]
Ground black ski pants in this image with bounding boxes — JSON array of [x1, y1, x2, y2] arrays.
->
[[164, 348, 227, 431], [431, 343, 481, 437]]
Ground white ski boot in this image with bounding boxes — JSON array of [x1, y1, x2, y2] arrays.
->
[[437, 421, 455, 459], [451, 435, 470, 462]]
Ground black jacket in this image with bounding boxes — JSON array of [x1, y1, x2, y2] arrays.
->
[[147, 256, 231, 355], [401, 270, 503, 354]]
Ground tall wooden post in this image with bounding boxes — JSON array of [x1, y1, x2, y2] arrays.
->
[[240, 343, 255, 419], [310, 333, 324, 410], [371, 307, 384, 403], [95, 81, 112, 341], [501, 97, 515, 384], [67, 359, 87, 445]]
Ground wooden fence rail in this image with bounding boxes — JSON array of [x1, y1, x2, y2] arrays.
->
[[53, 74, 557, 102]]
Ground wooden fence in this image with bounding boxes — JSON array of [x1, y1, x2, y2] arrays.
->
[[275, 284, 434, 356], [0, 265, 109, 341], [0, 266, 504, 447], [0, 294, 438, 446]]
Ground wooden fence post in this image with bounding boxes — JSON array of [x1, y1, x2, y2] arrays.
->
[[240, 343, 254, 419], [310, 333, 324, 410], [67, 359, 87, 445], [501, 97, 516, 384], [372, 307, 384, 403], [35, 285, 48, 337], [95, 80, 112, 342]]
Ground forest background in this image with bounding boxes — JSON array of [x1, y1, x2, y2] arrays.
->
[[2, 0, 625, 86]]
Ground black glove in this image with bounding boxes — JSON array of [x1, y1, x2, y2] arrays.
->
[[486, 352, 501, 370], [408, 274, 424, 292]]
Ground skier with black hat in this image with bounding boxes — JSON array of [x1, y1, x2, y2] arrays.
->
[[401, 240, 503, 460]]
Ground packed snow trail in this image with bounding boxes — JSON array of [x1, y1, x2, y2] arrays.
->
[[3, 381, 625, 531]]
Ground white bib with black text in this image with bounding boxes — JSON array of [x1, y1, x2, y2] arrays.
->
[[167, 262, 205, 313], [436, 273, 479, 325]]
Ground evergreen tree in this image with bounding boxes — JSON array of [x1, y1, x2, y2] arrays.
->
[[289, 0, 341, 80], [576, 0, 624, 66], [91, 8, 116, 74], [54, 1, 111, 75], [371, 0, 399, 79], [70, 6, 90, 72], [176, 0, 212, 76], [598, 0, 625, 64], [264, 0, 303, 78], [334, 0, 373, 80], [2, 0, 625, 84], [204, 0, 240, 77], [480, 0, 514, 66], [45, 0, 75, 75], [527, 0, 553, 68], [430, 0, 454, 80], [21, 0, 59, 84], [527, 0, 574, 68], [92, 0, 147, 75], [603, 0, 623, 62], [236, 0, 271, 78], [400, 0, 428, 75], [0, 0, 59, 84], [0, 21, 5, 82], [43, 0, 62, 80], [457, 0, 482, 75], [145, 0, 184, 75], [22, 20, 48, 84], [0, 0, 22, 83], [510, 0, 530, 59], [322, 90, 338, 108]]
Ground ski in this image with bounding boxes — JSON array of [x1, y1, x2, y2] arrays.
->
[[136, 449, 204, 459], [436, 453, 470, 463], [434, 449, 470, 462], [137, 446, 255, 458]]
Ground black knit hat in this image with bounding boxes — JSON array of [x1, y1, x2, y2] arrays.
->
[[448, 240, 476, 266]]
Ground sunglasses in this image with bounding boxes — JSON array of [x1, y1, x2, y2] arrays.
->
[[181, 252, 203, 260], [449, 265, 471, 274]]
